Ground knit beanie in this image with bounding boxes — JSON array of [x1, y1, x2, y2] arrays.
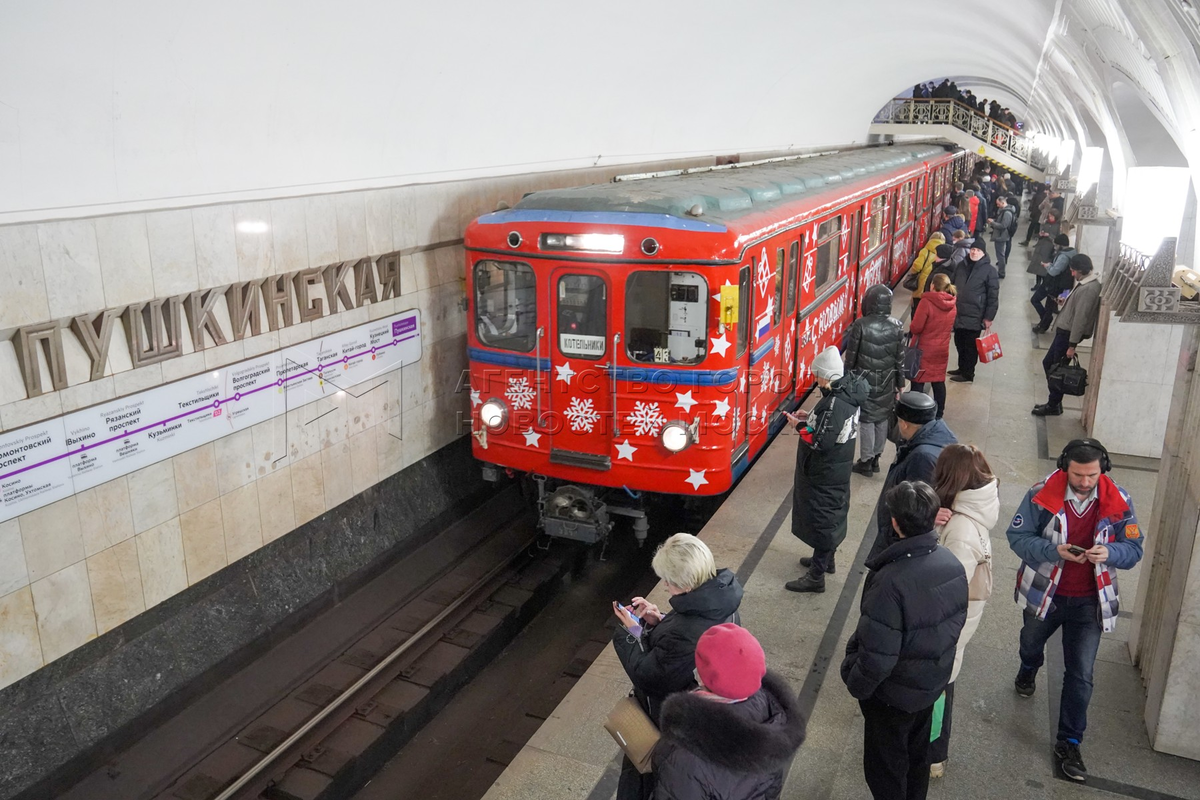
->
[[694, 624, 766, 701], [810, 346, 844, 381], [935, 244, 954, 259], [895, 391, 938, 424]]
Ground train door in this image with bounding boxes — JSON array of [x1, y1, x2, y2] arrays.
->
[[548, 268, 612, 464], [746, 245, 786, 437], [782, 239, 800, 398], [891, 181, 915, 285], [916, 174, 929, 243], [734, 264, 752, 454]]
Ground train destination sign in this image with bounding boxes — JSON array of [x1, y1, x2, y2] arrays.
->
[[0, 310, 421, 523]]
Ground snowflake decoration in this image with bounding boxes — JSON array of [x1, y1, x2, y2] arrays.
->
[[564, 397, 601, 433], [626, 401, 667, 437], [755, 249, 772, 296], [505, 376, 535, 410], [784, 335, 792, 365], [761, 363, 776, 392]]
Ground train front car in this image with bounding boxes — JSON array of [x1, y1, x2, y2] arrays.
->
[[464, 196, 743, 546]]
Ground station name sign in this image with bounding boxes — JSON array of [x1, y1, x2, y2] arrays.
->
[[10, 252, 406, 399]]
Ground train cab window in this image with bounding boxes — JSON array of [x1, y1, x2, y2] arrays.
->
[[556, 275, 606, 359], [785, 242, 798, 315], [866, 196, 884, 252], [736, 265, 750, 357], [625, 271, 708, 365], [814, 217, 841, 292], [773, 248, 785, 325], [474, 260, 537, 352]]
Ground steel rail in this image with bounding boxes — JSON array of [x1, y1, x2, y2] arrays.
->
[[212, 533, 538, 800]]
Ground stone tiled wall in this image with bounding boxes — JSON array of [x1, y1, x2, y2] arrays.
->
[[0, 156, 725, 694]]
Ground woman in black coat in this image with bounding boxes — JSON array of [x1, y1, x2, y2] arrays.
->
[[612, 534, 744, 800], [653, 625, 807, 800], [844, 284, 905, 476], [784, 346, 867, 593]]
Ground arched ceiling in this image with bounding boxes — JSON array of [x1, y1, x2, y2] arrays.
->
[[0, 1, 1198, 224]]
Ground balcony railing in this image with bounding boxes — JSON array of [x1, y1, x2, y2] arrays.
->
[[872, 98, 1050, 173]]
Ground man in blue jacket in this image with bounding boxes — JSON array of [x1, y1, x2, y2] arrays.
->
[[1007, 439, 1144, 783]]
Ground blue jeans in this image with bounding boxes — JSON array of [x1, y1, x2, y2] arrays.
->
[[1018, 595, 1102, 742]]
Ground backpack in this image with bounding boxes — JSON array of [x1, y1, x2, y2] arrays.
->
[[1007, 197, 1021, 236]]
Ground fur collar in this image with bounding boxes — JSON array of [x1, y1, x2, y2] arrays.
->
[[657, 671, 806, 772]]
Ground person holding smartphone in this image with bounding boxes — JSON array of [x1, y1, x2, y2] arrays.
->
[[1006, 439, 1144, 783]]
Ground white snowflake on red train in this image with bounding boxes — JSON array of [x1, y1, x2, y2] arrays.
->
[[505, 376, 536, 410], [626, 401, 667, 437], [564, 397, 601, 433]]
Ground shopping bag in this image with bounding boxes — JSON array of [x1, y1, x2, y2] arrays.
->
[[604, 696, 660, 774], [975, 331, 1003, 363], [930, 690, 947, 742], [902, 334, 923, 380], [1048, 357, 1088, 396]]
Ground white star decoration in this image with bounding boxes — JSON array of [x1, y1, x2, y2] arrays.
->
[[713, 398, 730, 418], [675, 390, 698, 413], [615, 439, 637, 461], [685, 469, 709, 491], [522, 428, 542, 447], [710, 333, 731, 357], [711, 279, 734, 303], [470, 388, 481, 408], [555, 362, 576, 385]]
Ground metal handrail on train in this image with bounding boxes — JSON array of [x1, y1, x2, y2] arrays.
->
[[211, 534, 537, 800]]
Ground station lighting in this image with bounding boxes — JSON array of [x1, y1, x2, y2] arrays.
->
[[660, 421, 693, 453], [480, 398, 508, 429], [1121, 167, 1191, 255], [1077, 147, 1104, 196], [1057, 139, 1076, 171], [236, 220, 269, 234], [540, 233, 625, 253]]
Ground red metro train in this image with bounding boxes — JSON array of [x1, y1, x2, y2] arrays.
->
[[464, 143, 975, 545]]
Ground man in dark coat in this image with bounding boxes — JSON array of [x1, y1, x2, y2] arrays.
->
[[987, 196, 1016, 278], [654, 624, 807, 800], [845, 284, 905, 477], [948, 243, 999, 382], [869, 393, 958, 561], [785, 347, 868, 593], [843, 480, 968, 800]]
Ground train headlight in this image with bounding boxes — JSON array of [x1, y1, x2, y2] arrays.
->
[[660, 422, 693, 453], [480, 399, 508, 429], [539, 233, 625, 253]]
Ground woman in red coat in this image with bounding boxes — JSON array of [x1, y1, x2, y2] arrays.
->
[[908, 273, 957, 419]]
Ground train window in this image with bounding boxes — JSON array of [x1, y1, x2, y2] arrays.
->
[[474, 260, 537, 352], [736, 265, 750, 357], [813, 217, 841, 292], [785, 242, 798, 315], [625, 271, 708, 365], [897, 182, 911, 225], [556, 275, 606, 359], [773, 248, 785, 325], [866, 196, 884, 251]]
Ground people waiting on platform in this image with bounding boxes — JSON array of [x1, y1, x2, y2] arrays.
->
[[927, 445, 999, 778], [963, 189, 982, 236], [949, 229, 973, 267], [845, 285, 906, 478], [653, 624, 807, 800], [1033, 254, 1102, 417], [949, 243, 999, 383], [868, 393, 957, 560], [842, 480, 968, 800], [907, 232, 945, 315], [987, 196, 1016, 279], [908, 274, 957, 420], [612, 533, 743, 799], [1007, 439, 1144, 782], [939, 207, 968, 241], [1031, 234, 1076, 334], [1030, 207, 1063, 271], [785, 347, 867, 594], [1022, 183, 1050, 245]]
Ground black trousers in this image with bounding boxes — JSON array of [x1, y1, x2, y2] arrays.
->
[[1023, 218, 1040, 243], [617, 755, 654, 800], [1043, 328, 1071, 407], [810, 547, 836, 576], [908, 381, 946, 418], [861, 696, 934, 800], [1031, 284, 1057, 330], [927, 682, 956, 763], [953, 328, 981, 379]]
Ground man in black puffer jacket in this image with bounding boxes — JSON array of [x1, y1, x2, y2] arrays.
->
[[948, 243, 999, 383], [844, 284, 905, 477], [654, 624, 806, 800], [842, 481, 968, 800]]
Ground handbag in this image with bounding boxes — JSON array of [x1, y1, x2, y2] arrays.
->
[[975, 331, 1003, 363], [902, 271, 920, 292], [604, 696, 661, 774], [1048, 356, 1088, 396], [902, 333, 923, 380]]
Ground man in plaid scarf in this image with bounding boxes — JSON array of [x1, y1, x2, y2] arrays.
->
[[1006, 439, 1144, 784]]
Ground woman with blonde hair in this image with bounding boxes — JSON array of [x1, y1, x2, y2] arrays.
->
[[612, 532, 743, 799], [927, 444, 999, 778], [907, 273, 957, 419], [907, 231, 945, 315]]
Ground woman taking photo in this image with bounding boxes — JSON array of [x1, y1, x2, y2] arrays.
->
[[907, 273, 957, 420], [612, 533, 743, 799], [928, 444, 999, 778]]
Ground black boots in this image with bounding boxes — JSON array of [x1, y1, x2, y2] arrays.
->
[[785, 572, 826, 593], [852, 459, 873, 476], [800, 554, 837, 574], [1031, 403, 1063, 416], [871, 455, 880, 473]]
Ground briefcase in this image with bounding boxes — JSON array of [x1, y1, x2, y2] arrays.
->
[[1048, 357, 1088, 396], [604, 696, 661, 773]]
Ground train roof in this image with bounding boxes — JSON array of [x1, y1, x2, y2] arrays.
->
[[512, 144, 951, 224]]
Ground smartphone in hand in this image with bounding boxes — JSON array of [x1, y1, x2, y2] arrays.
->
[[1067, 545, 1087, 556]]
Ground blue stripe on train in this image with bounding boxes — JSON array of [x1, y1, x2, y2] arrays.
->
[[476, 209, 728, 234], [469, 348, 737, 386], [750, 338, 775, 365]]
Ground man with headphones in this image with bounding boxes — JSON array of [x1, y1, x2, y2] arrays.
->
[[1006, 439, 1144, 783]]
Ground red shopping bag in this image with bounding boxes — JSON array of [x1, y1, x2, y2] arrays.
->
[[976, 331, 1003, 363]]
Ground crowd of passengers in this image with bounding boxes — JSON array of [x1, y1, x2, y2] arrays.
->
[[913, 80, 1021, 129], [609, 162, 1132, 800]]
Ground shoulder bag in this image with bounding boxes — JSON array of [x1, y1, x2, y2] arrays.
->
[[1048, 356, 1088, 396]]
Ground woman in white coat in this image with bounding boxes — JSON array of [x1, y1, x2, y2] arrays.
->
[[928, 444, 999, 777]]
